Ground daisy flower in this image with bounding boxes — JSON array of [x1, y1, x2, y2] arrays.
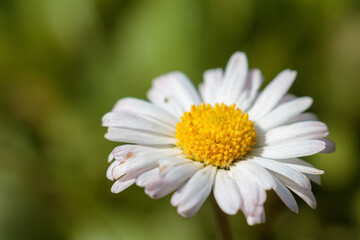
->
[[103, 52, 334, 225]]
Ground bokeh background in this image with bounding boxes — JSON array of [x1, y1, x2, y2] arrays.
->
[[0, 0, 359, 239]]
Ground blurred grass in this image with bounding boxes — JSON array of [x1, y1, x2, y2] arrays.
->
[[0, 0, 359, 239]]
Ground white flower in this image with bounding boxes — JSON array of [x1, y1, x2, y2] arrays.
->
[[102, 52, 335, 225]]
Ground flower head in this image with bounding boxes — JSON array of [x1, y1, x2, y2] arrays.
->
[[102, 52, 334, 225]]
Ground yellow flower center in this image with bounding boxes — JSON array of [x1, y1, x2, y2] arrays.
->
[[175, 103, 256, 169]]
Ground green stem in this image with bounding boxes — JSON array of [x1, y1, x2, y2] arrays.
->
[[210, 194, 233, 240]]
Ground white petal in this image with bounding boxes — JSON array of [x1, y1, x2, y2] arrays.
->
[[108, 152, 114, 163], [283, 164, 324, 175], [147, 88, 184, 118], [271, 158, 324, 174], [110, 162, 126, 180], [112, 97, 179, 126], [271, 171, 317, 209], [284, 112, 318, 125], [245, 69, 263, 103], [117, 149, 181, 180], [289, 186, 317, 209], [251, 139, 325, 159], [321, 139, 335, 153], [232, 165, 266, 218], [271, 176, 298, 213], [136, 168, 160, 187], [145, 161, 202, 199], [257, 121, 329, 146], [271, 158, 322, 184], [249, 156, 311, 190], [305, 174, 321, 185], [217, 52, 248, 104], [145, 183, 179, 200], [158, 157, 193, 168], [248, 69, 297, 121], [277, 93, 297, 106], [139, 166, 194, 200], [270, 157, 316, 167], [112, 145, 163, 162], [235, 91, 249, 110], [199, 68, 223, 104], [151, 71, 201, 112], [111, 179, 136, 193], [171, 166, 216, 218], [246, 209, 265, 226], [236, 69, 263, 111], [107, 161, 120, 180], [213, 169, 241, 215], [105, 127, 176, 145], [256, 97, 313, 130], [236, 161, 276, 190], [159, 159, 202, 182], [102, 111, 175, 136]]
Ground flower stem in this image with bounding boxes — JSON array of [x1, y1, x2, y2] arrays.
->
[[210, 194, 233, 240]]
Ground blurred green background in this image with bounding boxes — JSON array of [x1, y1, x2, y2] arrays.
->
[[0, 0, 359, 239]]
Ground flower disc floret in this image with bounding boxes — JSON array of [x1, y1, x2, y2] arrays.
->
[[175, 103, 256, 168]]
